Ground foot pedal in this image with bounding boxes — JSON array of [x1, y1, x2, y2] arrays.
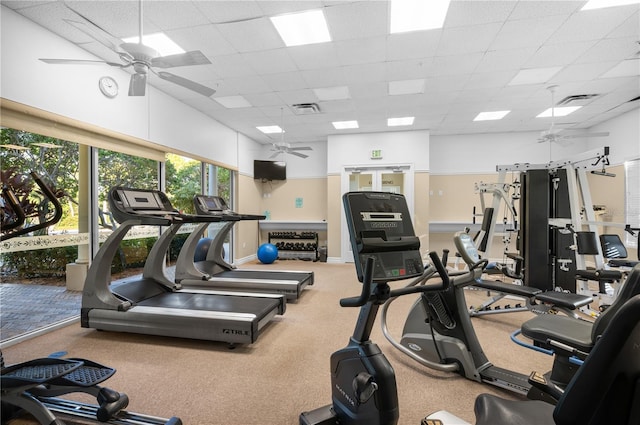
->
[[54, 358, 116, 387], [1, 358, 83, 388]]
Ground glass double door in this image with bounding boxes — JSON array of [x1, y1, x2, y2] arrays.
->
[[342, 166, 413, 262]]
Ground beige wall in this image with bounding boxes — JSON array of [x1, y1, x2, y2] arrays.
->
[[587, 164, 637, 261], [428, 172, 518, 261], [327, 175, 342, 260], [238, 166, 635, 264], [235, 174, 264, 260]]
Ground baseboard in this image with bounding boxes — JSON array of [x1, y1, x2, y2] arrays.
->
[[236, 254, 257, 265]]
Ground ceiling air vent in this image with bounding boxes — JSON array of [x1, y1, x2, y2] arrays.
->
[[557, 94, 600, 106], [291, 103, 321, 115]]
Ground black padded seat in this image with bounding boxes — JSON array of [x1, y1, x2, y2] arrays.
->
[[521, 315, 593, 352], [469, 294, 640, 425], [521, 263, 640, 355], [474, 395, 553, 425]]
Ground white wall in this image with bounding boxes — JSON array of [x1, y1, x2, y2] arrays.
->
[[327, 130, 430, 174], [1, 6, 240, 168], [429, 108, 639, 174], [588, 108, 640, 163]]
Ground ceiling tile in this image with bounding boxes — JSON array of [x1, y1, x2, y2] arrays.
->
[[241, 48, 298, 74], [386, 30, 441, 61], [386, 59, 431, 81], [444, 0, 517, 27], [194, 1, 264, 24], [436, 22, 503, 56], [524, 41, 597, 68], [430, 53, 483, 76], [210, 53, 257, 78], [546, 6, 637, 44], [166, 25, 237, 57], [475, 48, 537, 73], [333, 36, 387, 66], [143, 1, 210, 30], [323, 1, 389, 41], [263, 72, 309, 91], [490, 15, 567, 51], [216, 17, 284, 52], [288, 43, 341, 70]]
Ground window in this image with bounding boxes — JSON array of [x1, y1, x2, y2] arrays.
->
[[625, 158, 640, 248]]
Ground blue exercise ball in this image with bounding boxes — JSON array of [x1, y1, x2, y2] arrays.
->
[[194, 238, 213, 262], [257, 243, 278, 264]]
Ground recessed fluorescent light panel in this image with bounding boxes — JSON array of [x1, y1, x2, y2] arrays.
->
[[214, 96, 252, 109], [390, 0, 451, 33], [332, 120, 359, 129], [600, 58, 640, 78], [474, 111, 510, 121], [389, 79, 425, 95], [257, 125, 283, 134], [537, 106, 582, 118], [508, 67, 563, 86], [387, 117, 415, 126], [582, 0, 639, 10], [313, 86, 351, 101], [122, 32, 184, 56], [271, 9, 331, 47]]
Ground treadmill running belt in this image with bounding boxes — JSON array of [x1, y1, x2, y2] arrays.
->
[[215, 270, 312, 282]]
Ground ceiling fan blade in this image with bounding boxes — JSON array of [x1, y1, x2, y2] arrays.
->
[[128, 73, 147, 96], [268, 151, 280, 159], [288, 147, 313, 151], [63, 18, 131, 59], [155, 71, 216, 97], [562, 131, 610, 139], [151, 51, 211, 68], [39, 58, 125, 67], [288, 151, 309, 159]]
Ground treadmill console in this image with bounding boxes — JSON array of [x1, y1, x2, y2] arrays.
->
[[343, 191, 424, 283], [193, 195, 265, 220]]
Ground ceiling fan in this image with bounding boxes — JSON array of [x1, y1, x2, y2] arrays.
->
[[269, 109, 313, 159], [39, 0, 215, 97], [537, 85, 609, 145]]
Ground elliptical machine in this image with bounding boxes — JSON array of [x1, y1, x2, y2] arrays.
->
[[300, 191, 449, 425], [381, 231, 560, 401]]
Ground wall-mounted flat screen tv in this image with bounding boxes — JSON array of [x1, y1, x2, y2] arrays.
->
[[254, 160, 286, 181]]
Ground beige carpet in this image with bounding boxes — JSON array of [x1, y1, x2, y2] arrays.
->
[[2, 261, 554, 425]]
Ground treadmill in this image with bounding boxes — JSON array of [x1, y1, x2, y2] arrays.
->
[[81, 187, 286, 347], [173, 195, 314, 301]]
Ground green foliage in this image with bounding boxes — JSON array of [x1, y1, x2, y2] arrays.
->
[[1, 246, 77, 279], [98, 149, 158, 204]]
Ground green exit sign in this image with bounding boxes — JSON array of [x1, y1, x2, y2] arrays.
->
[[371, 149, 383, 159]]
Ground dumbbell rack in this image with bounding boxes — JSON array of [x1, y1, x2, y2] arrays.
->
[[268, 231, 318, 261]]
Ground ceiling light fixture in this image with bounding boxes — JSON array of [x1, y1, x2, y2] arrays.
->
[[271, 9, 331, 47], [390, 0, 451, 33], [388, 79, 425, 95], [332, 120, 359, 129], [388, 117, 415, 126], [474, 111, 511, 121], [121, 32, 184, 56], [537, 106, 582, 118], [313, 86, 351, 101], [257, 125, 283, 134], [508, 67, 563, 86], [582, 0, 639, 10]]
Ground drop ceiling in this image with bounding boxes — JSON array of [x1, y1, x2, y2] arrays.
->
[[3, 0, 639, 145]]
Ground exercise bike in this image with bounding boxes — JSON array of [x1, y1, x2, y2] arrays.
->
[[300, 191, 452, 425]]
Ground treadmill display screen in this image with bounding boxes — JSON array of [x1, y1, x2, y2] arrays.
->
[[121, 190, 162, 210]]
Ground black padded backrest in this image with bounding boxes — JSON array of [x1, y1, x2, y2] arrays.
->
[[474, 208, 493, 252], [555, 294, 640, 425], [591, 264, 640, 341], [600, 234, 628, 259]]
